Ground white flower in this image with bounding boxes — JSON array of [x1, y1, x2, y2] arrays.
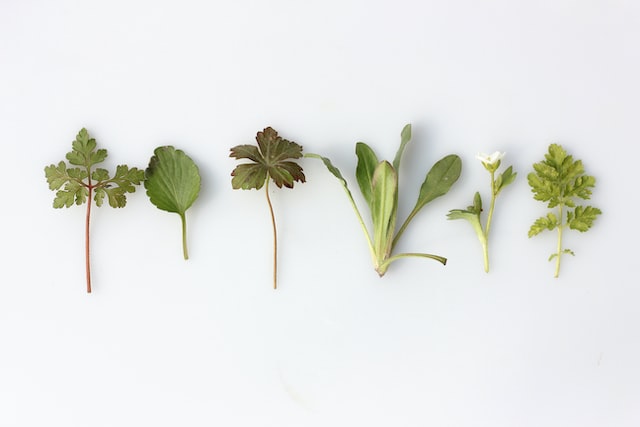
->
[[476, 151, 505, 166]]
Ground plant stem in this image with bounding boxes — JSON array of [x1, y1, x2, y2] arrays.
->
[[555, 204, 564, 278], [377, 252, 447, 276], [85, 184, 92, 293], [392, 209, 416, 250], [483, 170, 497, 273], [181, 213, 188, 260], [265, 179, 277, 290], [481, 239, 489, 273]]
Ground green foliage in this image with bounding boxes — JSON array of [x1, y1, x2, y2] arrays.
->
[[145, 146, 201, 260], [307, 124, 461, 276], [528, 212, 559, 237], [495, 166, 517, 195], [44, 128, 144, 292], [528, 143, 601, 277], [447, 191, 483, 223], [230, 127, 306, 289], [45, 129, 143, 210]]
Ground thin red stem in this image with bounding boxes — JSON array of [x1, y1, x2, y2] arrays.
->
[[86, 185, 92, 293]]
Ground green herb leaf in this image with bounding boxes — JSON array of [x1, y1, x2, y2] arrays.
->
[[230, 127, 305, 289], [414, 154, 462, 211], [496, 165, 517, 194], [305, 153, 375, 255], [144, 146, 201, 260], [44, 128, 143, 292], [231, 127, 305, 190], [528, 213, 559, 237], [568, 205, 602, 232], [447, 191, 488, 269], [528, 143, 601, 277]]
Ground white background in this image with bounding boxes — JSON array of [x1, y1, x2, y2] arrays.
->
[[1, 0, 639, 426]]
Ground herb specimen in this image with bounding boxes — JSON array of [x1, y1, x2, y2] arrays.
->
[[448, 152, 516, 272], [528, 143, 601, 277], [307, 124, 461, 276], [230, 127, 306, 289], [144, 146, 201, 260], [44, 128, 144, 293]]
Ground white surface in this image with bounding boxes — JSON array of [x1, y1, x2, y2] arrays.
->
[[1, 0, 639, 426]]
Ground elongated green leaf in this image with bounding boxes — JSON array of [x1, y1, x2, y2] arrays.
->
[[393, 154, 461, 249], [145, 146, 201, 259], [370, 161, 398, 269], [414, 154, 462, 210], [392, 124, 412, 171], [355, 142, 379, 208], [305, 153, 375, 257]]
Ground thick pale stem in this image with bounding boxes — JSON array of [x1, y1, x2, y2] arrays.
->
[[481, 240, 489, 273], [181, 213, 188, 260], [265, 179, 277, 290], [85, 185, 92, 293], [483, 170, 497, 273], [555, 204, 564, 278]]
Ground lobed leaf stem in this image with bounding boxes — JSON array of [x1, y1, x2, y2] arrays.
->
[[85, 182, 92, 293], [265, 179, 278, 290]]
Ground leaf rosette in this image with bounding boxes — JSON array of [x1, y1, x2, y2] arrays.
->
[[307, 124, 461, 276]]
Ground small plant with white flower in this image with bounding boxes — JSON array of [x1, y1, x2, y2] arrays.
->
[[448, 151, 517, 272]]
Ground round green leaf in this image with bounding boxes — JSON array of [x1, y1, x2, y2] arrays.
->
[[145, 146, 201, 215]]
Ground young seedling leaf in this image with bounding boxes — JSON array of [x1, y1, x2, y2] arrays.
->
[[145, 146, 201, 260], [230, 127, 305, 289], [44, 128, 144, 293]]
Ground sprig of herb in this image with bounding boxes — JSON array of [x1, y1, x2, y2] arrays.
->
[[144, 146, 201, 260], [230, 127, 305, 289], [448, 152, 516, 272], [307, 124, 461, 276], [528, 143, 601, 277], [44, 128, 144, 292]]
